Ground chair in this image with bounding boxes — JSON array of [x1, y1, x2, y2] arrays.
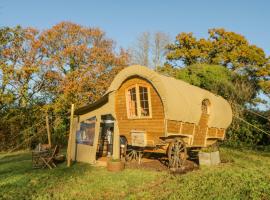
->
[[40, 145, 58, 169]]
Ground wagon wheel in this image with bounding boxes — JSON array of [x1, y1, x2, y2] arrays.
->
[[167, 138, 187, 169], [125, 149, 138, 162]]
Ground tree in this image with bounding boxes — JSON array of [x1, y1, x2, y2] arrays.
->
[[166, 28, 270, 95], [0, 26, 46, 108], [130, 32, 151, 67], [175, 64, 256, 104], [152, 32, 170, 70], [39, 22, 129, 106], [0, 26, 47, 150], [130, 31, 171, 69], [0, 22, 129, 150]]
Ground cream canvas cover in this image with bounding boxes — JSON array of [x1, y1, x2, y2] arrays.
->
[[107, 65, 232, 129]]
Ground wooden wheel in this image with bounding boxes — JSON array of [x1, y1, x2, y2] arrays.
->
[[125, 149, 137, 162], [167, 138, 187, 169], [125, 149, 143, 164]]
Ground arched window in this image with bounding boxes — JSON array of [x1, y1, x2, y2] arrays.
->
[[201, 99, 210, 114], [126, 86, 138, 117], [126, 84, 152, 118]]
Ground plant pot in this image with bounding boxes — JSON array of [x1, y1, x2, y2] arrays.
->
[[198, 151, 220, 166], [107, 160, 125, 172]]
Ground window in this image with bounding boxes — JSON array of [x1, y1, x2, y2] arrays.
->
[[126, 87, 138, 117], [201, 99, 210, 114], [126, 84, 152, 118], [76, 117, 96, 146], [139, 86, 150, 116]]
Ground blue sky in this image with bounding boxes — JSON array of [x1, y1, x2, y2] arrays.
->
[[1, 0, 270, 55]]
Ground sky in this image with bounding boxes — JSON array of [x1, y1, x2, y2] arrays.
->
[[0, 0, 269, 109], [1, 0, 270, 55]]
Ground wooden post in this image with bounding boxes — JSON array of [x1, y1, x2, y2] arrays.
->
[[67, 104, 75, 167], [45, 112, 51, 148]]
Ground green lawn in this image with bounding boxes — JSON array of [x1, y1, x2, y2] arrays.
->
[[1, 147, 270, 200]]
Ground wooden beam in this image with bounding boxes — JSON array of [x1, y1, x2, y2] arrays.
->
[[45, 112, 51, 148], [67, 104, 75, 167], [179, 121, 183, 134]]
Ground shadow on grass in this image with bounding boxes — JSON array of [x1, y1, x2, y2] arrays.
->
[[0, 151, 92, 200], [0, 152, 31, 164]]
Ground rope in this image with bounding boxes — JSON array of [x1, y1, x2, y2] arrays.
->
[[233, 115, 270, 136], [0, 108, 72, 158], [7, 119, 45, 142], [0, 126, 47, 160], [2, 106, 45, 123], [231, 102, 269, 121]]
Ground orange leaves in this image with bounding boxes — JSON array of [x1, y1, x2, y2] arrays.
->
[[36, 21, 129, 109], [168, 28, 268, 69], [0, 21, 128, 110], [166, 28, 270, 95]]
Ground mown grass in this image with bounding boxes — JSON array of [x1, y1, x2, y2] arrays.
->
[[0, 147, 270, 200]]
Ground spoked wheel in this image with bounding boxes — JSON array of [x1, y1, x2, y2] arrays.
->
[[125, 149, 138, 162], [167, 138, 187, 169], [125, 149, 144, 164]]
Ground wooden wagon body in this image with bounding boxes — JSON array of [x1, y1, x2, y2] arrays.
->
[[72, 65, 232, 167], [114, 76, 229, 149]]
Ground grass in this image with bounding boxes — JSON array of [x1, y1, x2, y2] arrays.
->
[[1, 147, 270, 200]]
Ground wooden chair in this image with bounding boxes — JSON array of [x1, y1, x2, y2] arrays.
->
[[41, 145, 58, 169], [32, 150, 50, 169]]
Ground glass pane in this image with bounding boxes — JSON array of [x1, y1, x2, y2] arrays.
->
[[139, 86, 150, 116], [127, 87, 137, 117], [202, 99, 210, 114]]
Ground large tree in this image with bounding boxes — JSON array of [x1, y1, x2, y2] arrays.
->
[[0, 26, 44, 109], [39, 22, 129, 108], [166, 28, 270, 96], [0, 22, 129, 150], [130, 31, 170, 69], [130, 32, 151, 67], [0, 26, 47, 150]]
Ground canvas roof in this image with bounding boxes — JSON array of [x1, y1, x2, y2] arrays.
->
[[107, 65, 232, 129]]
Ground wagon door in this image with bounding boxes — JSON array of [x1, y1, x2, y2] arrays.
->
[[75, 116, 100, 163], [192, 99, 210, 146]]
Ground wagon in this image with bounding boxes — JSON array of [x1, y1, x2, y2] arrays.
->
[[70, 65, 232, 169]]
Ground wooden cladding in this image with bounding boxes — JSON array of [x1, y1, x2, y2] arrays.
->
[[115, 77, 226, 148], [167, 120, 194, 135], [166, 118, 226, 147], [125, 84, 152, 119], [181, 123, 195, 135], [167, 120, 181, 133], [115, 77, 165, 146]]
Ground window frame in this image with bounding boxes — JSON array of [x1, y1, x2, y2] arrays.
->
[[125, 83, 152, 119], [201, 99, 211, 115]]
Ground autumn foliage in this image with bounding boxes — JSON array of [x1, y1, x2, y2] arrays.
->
[[0, 24, 269, 150], [166, 28, 270, 95], [0, 22, 128, 150]]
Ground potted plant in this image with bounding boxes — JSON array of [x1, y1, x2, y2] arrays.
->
[[107, 158, 125, 172], [198, 145, 220, 166]]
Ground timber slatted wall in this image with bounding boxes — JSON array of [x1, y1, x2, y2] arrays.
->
[[115, 77, 165, 146], [167, 116, 226, 147], [192, 113, 209, 146], [181, 123, 194, 135]]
